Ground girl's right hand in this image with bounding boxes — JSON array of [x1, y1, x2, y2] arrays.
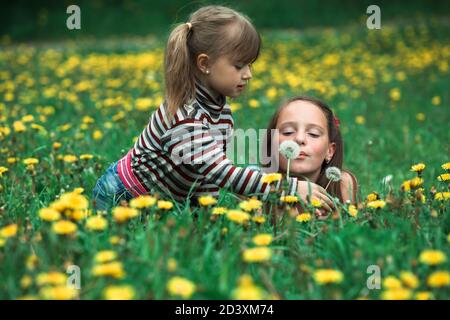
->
[[296, 181, 335, 212]]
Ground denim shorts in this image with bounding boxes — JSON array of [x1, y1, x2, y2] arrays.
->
[[92, 161, 134, 212]]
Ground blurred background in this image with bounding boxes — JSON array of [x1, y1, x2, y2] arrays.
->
[[1, 0, 450, 42]]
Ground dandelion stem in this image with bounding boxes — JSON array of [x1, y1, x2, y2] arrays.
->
[[286, 159, 291, 181], [324, 180, 332, 191]]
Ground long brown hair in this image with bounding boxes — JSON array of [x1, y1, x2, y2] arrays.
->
[[164, 5, 261, 120], [262, 96, 358, 203]]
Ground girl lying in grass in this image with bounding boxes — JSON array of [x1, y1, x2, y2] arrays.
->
[[261, 96, 360, 217]]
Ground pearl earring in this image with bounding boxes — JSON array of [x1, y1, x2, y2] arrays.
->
[[206, 70, 210, 74]]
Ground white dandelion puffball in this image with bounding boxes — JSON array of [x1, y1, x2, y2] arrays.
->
[[279, 141, 301, 160], [382, 174, 393, 185], [325, 166, 342, 182]]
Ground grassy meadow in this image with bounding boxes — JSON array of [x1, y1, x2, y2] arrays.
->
[[0, 15, 449, 300]]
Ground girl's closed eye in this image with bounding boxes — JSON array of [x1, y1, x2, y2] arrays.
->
[[308, 132, 320, 138]]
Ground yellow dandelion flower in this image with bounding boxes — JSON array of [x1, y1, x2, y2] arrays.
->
[[226, 210, 250, 224], [7, 157, 19, 164], [261, 173, 282, 184], [441, 162, 450, 171], [427, 271, 450, 288], [0, 223, 18, 238], [92, 261, 125, 279], [167, 258, 177, 272], [212, 207, 227, 215], [23, 158, 39, 165], [167, 276, 196, 299], [80, 154, 93, 160], [39, 286, 78, 300], [109, 236, 122, 245], [59, 192, 89, 211], [401, 180, 411, 191], [93, 130, 103, 140], [348, 205, 358, 217], [437, 173, 450, 182], [157, 200, 173, 210], [366, 192, 379, 202], [313, 269, 344, 285], [36, 272, 67, 286], [252, 216, 266, 224], [198, 195, 217, 207], [104, 285, 135, 300], [95, 250, 117, 263], [280, 195, 299, 203], [26, 255, 38, 271], [414, 291, 434, 300], [38, 208, 61, 222], [52, 220, 77, 235], [383, 276, 402, 290], [135, 98, 153, 110], [367, 200, 386, 209], [0, 166, 8, 177], [434, 192, 450, 201], [355, 115, 366, 125], [399, 272, 419, 289], [381, 288, 411, 300], [252, 233, 273, 246], [416, 113, 426, 121], [389, 88, 401, 101], [431, 96, 441, 106], [130, 195, 156, 209], [296, 213, 312, 223], [113, 206, 139, 223], [419, 250, 446, 266], [248, 99, 260, 108], [20, 275, 33, 289], [239, 198, 262, 212], [310, 198, 322, 207], [411, 163, 426, 173], [242, 247, 272, 263], [52, 142, 62, 150], [73, 187, 84, 194], [13, 120, 26, 132], [86, 215, 108, 231], [232, 275, 264, 300], [63, 154, 77, 163]]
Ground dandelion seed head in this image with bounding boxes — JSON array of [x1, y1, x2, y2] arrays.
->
[[279, 141, 301, 160], [325, 166, 341, 182], [382, 174, 393, 185]]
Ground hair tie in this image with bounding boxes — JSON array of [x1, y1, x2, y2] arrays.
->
[[186, 22, 192, 30], [333, 116, 340, 128]]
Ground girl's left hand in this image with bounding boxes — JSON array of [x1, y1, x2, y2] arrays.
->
[[315, 208, 330, 220]]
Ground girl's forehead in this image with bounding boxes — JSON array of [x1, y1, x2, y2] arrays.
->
[[277, 100, 328, 127]]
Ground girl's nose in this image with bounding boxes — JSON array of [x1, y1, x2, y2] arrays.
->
[[242, 65, 252, 80], [294, 132, 306, 145]]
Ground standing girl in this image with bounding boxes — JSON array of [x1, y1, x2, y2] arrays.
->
[[92, 6, 333, 211]]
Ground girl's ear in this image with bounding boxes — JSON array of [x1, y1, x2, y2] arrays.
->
[[326, 142, 336, 161], [196, 53, 210, 74]]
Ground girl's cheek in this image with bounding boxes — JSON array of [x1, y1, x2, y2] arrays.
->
[[309, 141, 328, 159]]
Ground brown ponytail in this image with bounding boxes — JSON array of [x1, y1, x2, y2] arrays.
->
[[164, 23, 195, 121]]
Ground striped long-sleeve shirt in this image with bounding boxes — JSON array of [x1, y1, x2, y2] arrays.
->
[[117, 82, 298, 203]]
